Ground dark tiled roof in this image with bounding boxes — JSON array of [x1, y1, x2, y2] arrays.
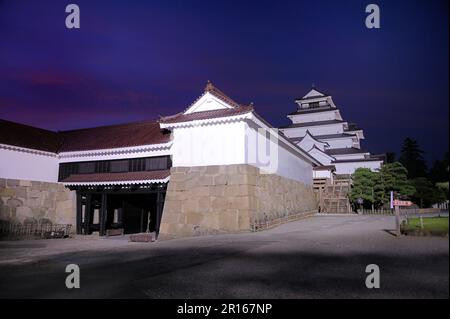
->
[[160, 105, 254, 124], [0, 118, 171, 153], [0, 119, 62, 153], [62, 169, 170, 184], [332, 158, 383, 163], [204, 81, 241, 108], [288, 106, 335, 116], [289, 136, 303, 143], [346, 123, 361, 131], [314, 133, 357, 139], [313, 165, 336, 171], [289, 130, 329, 145], [325, 148, 368, 155], [295, 87, 330, 101], [182, 81, 242, 114], [296, 94, 330, 101], [59, 120, 170, 152], [160, 81, 256, 124], [280, 120, 345, 129]]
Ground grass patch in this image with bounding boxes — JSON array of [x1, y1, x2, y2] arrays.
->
[[401, 216, 449, 236]]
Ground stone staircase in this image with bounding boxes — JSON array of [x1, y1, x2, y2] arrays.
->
[[314, 177, 352, 214]]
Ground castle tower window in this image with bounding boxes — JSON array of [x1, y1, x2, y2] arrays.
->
[[78, 162, 95, 174], [110, 160, 129, 173], [146, 156, 169, 171]]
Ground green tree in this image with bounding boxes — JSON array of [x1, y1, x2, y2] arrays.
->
[[429, 151, 449, 184], [350, 168, 385, 208], [379, 162, 416, 201], [385, 152, 396, 163], [411, 177, 443, 208], [436, 182, 449, 201], [398, 138, 428, 178]]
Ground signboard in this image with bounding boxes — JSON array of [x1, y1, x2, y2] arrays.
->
[[389, 191, 413, 237], [392, 200, 413, 207], [390, 191, 413, 207]]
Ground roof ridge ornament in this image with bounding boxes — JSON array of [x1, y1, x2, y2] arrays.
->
[[205, 80, 214, 92], [203, 80, 241, 108]]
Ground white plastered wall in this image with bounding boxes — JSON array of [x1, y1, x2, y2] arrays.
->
[[321, 137, 354, 149], [168, 118, 314, 186], [0, 147, 59, 182], [244, 122, 313, 185], [334, 161, 383, 175], [170, 121, 246, 167], [281, 123, 345, 138], [289, 110, 340, 124]]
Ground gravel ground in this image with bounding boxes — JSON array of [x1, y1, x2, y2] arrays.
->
[[0, 214, 448, 298]]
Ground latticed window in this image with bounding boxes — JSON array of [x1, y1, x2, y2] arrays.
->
[[95, 161, 110, 173], [129, 158, 146, 172], [58, 162, 78, 181], [58, 155, 172, 181], [78, 162, 95, 174], [110, 160, 129, 173], [145, 156, 169, 171]]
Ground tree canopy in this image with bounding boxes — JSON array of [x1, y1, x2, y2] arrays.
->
[[379, 162, 416, 200], [349, 168, 382, 208], [398, 137, 428, 178], [429, 151, 449, 184], [349, 159, 450, 208], [411, 177, 447, 208], [350, 162, 415, 208]]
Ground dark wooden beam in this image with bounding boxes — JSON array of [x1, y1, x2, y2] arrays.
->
[[155, 189, 165, 238], [84, 193, 92, 235], [76, 191, 82, 235], [71, 186, 165, 194], [99, 193, 107, 236]]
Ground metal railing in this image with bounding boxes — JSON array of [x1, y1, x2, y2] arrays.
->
[[0, 221, 72, 240]]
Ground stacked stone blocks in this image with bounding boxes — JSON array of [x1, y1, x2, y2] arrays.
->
[[160, 164, 318, 238], [0, 178, 76, 226]]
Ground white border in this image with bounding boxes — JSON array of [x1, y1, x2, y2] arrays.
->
[[58, 142, 173, 159], [159, 113, 253, 129], [0, 143, 58, 158], [63, 176, 170, 186]]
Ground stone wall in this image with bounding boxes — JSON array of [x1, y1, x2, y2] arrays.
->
[[0, 178, 76, 226], [159, 164, 318, 239]]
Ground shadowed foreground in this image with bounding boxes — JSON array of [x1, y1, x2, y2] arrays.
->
[[0, 215, 448, 298]]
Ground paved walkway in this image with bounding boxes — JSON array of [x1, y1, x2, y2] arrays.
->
[[0, 215, 448, 298]]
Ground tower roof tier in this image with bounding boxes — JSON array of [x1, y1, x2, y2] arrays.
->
[[288, 106, 336, 116], [325, 147, 368, 156], [280, 119, 345, 129], [313, 133, 357, 139]]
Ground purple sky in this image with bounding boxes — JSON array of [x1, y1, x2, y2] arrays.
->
[[0, 0, 448, 163]]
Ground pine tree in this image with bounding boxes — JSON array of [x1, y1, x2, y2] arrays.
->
[[350, 168, 377, 208], [385, 152, 396, 163], [398, 138, 428, 178], [429, 151, 449, 183], [379, 162, 416, 200]]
